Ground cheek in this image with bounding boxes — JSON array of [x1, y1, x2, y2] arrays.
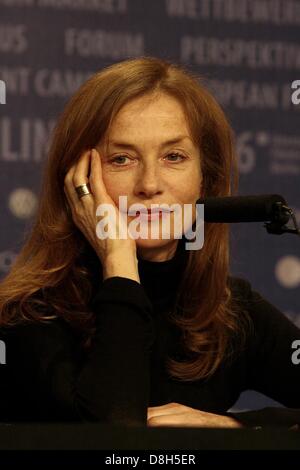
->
[[190, 165, 203, 198], [102, 172, 132, 200], [175, 168, 202, 202]]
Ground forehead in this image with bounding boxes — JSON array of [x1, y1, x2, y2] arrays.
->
[[108, 93, 190, 136]]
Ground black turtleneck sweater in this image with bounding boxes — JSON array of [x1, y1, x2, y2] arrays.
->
[[0, 238, 300, 428]]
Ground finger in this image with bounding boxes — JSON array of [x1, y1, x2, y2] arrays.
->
[[72, 149, 93, 204], [89, 148, 111, 202], [64, 150, 90, 209], [73, 149, 91, 186]]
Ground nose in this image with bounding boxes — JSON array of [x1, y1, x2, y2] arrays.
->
[[133, 162, 163, 199]]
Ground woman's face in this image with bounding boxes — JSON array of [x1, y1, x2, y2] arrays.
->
[[98, 93, 202, 261]]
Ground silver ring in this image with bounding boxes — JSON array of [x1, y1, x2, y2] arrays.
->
[[75, 183, 91, 199]]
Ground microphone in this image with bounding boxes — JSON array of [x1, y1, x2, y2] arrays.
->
[[196, 194, 289, 224]]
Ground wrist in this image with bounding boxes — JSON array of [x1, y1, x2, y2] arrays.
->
[[103, 252, 140, 283]]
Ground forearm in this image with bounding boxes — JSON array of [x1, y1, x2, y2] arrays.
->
[[75, 277, 154, 424]]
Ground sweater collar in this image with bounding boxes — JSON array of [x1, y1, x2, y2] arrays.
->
[[137, 237, 188, 309], [85, 236, 189, 309]]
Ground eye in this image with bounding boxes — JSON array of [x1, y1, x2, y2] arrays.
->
[[165, 152, 187, 163], [109, 152, 187, 166], [110, 155, 132, 165]]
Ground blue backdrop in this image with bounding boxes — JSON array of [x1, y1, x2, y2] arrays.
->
[[0, 0, 299, 411]]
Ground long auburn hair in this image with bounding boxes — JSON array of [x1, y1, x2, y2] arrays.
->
[[0, 57, 250, 381]]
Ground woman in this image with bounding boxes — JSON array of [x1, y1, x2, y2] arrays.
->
[[0, 57, 299, 428]]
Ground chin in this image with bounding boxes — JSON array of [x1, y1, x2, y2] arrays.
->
[[135, 237, 175, 248]]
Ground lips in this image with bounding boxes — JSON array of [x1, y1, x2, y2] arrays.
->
[[127, 208, 173, 216], [141, 209, 171, 215], [137, 211, 168, 221], [126, 208, 174, 222]]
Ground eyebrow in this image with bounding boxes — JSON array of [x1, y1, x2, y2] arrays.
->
[[107, 135, 191, 151]]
